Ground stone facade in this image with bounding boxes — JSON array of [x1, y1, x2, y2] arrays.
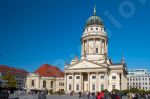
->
[[26, 64, 65, 92], [127, 69, 150, 90], [26, 73, 64, 92]]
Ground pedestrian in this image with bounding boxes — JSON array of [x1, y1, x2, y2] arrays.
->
[[100, 91, 104, 99], [111, 91, 120, 99], [96, 92, 100, 99], [79, 92, 82, 99]]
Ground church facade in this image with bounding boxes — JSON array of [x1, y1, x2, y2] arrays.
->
[[64, 7, 127, 93]]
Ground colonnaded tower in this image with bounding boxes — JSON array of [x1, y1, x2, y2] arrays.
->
[[64, 7, 127, 92]]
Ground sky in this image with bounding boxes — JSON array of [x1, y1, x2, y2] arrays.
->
[[0, 0, 150, 72]]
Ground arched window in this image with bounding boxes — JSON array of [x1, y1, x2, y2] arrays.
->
[[43, 80, 46, 88]]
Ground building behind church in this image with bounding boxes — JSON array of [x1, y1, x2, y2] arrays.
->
[[26, 64, 64, 92], [64, 7, 128, 93], [127, 69, 150, 90]]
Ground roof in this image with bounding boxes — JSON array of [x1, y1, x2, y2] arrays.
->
[[86, 15, 103, 27], [0, 65, 28, 75], [34, 64, 64, 77], [85, 7, 103, 27]]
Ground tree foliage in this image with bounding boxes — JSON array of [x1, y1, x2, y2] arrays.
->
[[2, 72, 16, 88]]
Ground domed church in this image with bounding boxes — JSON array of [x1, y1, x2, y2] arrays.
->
[[64, 7, 127, 92]]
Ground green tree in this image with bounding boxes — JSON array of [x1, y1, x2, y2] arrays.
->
[[129, 88, 139, 93], [2, 72, 16, 88]]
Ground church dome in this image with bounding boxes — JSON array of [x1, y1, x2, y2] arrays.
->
[[86, 15, 103, 27], [85, 7, 103, 27]]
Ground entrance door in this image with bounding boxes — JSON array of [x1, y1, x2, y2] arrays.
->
[[84, 81, 88, 92]]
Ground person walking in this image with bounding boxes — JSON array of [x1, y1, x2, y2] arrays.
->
[[111, 91, 120, 99], [99, 91, 105, 99]]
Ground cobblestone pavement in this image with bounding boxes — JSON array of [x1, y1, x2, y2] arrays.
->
[[9, 94, 128, 99]]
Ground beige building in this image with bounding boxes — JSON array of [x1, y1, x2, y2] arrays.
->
[[26, 64, 64, 92], [64, 7, 128, 93]]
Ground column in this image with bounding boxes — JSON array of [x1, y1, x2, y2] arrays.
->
[[80, 73, 83, 92], [100, 39, 102, 54], [121, 73, 124, 90], [72, 73, 75, 91], [94, 38, 96, 54], [96, 72, 99, 91], [82, 40, 85, 60], [64, 73, 67, 92], [104, 40, 107, 54], [87, 40, 89, 54], [106, 40, 108, 54], [88, 72, 90, 91], [105, 73, 108, 90], [81, 41, 83, 56]]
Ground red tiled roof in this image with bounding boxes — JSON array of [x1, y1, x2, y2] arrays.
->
[[0, 65, 28, 75], [34, 64, 64, 77]]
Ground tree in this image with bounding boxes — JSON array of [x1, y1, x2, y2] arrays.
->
[[2, 72, 16, 88], [129, 88, 139, 93]]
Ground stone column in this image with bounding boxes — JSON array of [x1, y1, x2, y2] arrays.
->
[[96, 72, 99, 91], [94, 38, 96, 54], [81, 41, 83, 56], [87, 40, 89, 54], [80, 73, 83, 92], [72, 73, 75, 91], [105, 73, 108, 90], [100, 39, 102, 54], [121, 73, 124, 90], [64, 73, 67, 92], [104, 40, 106, 54], [88, 72, 90, 91], [106, 40, 108, 54]]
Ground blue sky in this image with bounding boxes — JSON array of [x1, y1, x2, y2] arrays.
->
[[0, 0, 150, 72]]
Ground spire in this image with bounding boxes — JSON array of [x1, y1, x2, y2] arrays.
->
[[93, 5, 96, 16], [121, 56, 125, 64]]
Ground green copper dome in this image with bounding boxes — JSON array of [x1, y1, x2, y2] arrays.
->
[[86, 16, 103, 27], [86, 6, 103, 27]]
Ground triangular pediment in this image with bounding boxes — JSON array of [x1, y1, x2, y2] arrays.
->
[[66, 60, 108, 70], [27, 73, 39, 77]]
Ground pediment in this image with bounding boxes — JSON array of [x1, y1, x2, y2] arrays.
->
[[66, 60, 108, 70], [27, 73, 39, 77]]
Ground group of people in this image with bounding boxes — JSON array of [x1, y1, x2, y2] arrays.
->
[[128, 93, 150, 99], [96, 91, 120, 99], [78, 91, 121, 99]]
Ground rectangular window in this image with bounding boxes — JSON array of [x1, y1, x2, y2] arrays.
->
[[100, 75, 104, 79], [69, 76, 72, 79], [51, 81, 53, 88], [43, 81, 46, 88], [112, 76, 116, 79], [92, 84, 95, 91], [31, 80, 34, 86], [69, 84, 72, 90], [76, 84, 79, 91], [96, 48, 98, 54], [92, 76, 96, 79], [112, 85, 116, 89], [101, 84, 104, 90], [76, 76, 80, 79]]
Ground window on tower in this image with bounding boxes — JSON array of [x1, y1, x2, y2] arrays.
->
[[96, 48, 98, 54]]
